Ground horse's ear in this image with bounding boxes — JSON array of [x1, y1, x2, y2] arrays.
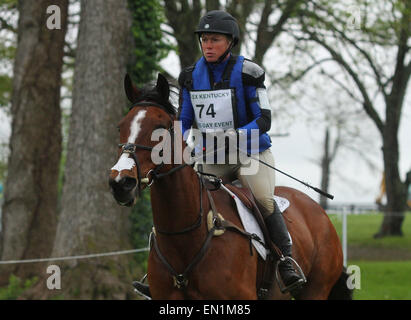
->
[[124, 73, 140, 103], [156, 73, 170, 101]]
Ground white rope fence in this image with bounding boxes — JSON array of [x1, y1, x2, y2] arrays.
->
[[0, 247, 149, 265]]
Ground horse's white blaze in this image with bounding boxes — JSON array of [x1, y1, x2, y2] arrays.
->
[[128, 110, 147, 143], [111, 110, 147, 179]]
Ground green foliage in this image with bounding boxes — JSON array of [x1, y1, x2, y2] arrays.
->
[[0, 74, 12, 107], [0, 274, 38, 300], [0, 150, 6, 183], [57, 147, 66, 202], [302, 0, 408, 46], [127, 0, 172, 86], [0, 0, 17, 108], [130, 188, 152, 269], [57, 110, 70, 200], [0, 0, 17, 8], [0, 41, 15, 107], [0, 41, 15, 60]]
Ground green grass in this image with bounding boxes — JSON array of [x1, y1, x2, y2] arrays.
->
[[348, 260, 411, 300], [328, 211, 411, 249], [326, 212, 411, 299]]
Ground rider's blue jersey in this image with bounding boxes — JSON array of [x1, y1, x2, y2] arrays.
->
[[179, 54, 272, 154]]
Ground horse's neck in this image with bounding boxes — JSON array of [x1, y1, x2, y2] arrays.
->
[[150, 166, 203, 234]]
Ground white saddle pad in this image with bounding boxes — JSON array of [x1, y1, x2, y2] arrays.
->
[[220, 183, 290, 261]]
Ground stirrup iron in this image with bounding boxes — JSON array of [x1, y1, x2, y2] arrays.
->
[[132, 274, 152, 300], [275, 256, 307, 294]]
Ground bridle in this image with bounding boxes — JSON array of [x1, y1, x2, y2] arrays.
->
[[118, 101, 189, 195], [117, 101, 197, 235]]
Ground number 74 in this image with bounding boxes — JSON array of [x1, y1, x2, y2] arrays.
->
[[196, 104, 216, 118]]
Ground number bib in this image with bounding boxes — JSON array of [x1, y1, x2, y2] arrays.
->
[[190, 89, 236, 132]]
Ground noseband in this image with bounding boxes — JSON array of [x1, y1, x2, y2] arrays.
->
[[118, 101, 189, 197]]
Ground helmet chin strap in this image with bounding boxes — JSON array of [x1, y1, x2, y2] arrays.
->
[[215, 49, 233, 64], [212, 41, 234, 65]]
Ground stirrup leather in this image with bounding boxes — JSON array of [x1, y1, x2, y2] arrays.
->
[[275, 256, 307, 294]]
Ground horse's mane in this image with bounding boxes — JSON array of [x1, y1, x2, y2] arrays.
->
[[135, 82, 179, 116]]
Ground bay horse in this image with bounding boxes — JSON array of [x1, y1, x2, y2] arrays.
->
[[109, 73, 352, 300]]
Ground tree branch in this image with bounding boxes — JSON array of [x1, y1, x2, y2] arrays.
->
[[0, 16, 16, 33], [253, 0, 303, 65], [298, 6, 389, 100], [385, 7, 411, 126], [303, 28, 385, 134], [274, 56, 334, 85]]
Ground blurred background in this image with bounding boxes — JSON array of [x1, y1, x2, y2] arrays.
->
[[0, 0, 410, 299]]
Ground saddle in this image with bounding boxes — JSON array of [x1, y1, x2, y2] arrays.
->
[[207, 180, 283, 299], [222, 184, 281, 255]]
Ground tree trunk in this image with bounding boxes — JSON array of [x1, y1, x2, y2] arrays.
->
[[0, 0, 68, 285], [374, 117, 407, 238], [320, 127, 330, 209], [163, 0, 255, 69], [164, 0, 202, 69], [29, 0, 136, 299], [374, 20, 410, 237]]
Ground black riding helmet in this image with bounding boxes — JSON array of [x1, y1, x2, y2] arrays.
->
[[195, 10, 240, 64], [195, 10, 240, 47]]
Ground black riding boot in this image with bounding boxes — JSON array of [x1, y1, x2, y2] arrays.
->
[[132, 276, 151, 299], [264, 203, 305, 295]]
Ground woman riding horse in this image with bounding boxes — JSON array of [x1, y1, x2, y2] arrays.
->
[[109, 73, 348, 299], [181, 10, 304, 291], [109, 10, 349, 301]]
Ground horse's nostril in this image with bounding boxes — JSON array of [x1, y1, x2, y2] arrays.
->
[[121, 176, 137, 191], [109, 176, 136, 192]]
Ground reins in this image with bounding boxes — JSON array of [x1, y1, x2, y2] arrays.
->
[[154, 173, 203, 236], [149, 175, 221, 289]]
